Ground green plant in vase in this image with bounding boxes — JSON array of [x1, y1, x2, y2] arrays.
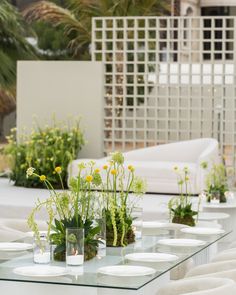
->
[[168, 166, 198, 227], [101, 152, 146, 247], [27, 163, 102, 262], [201, 162, 228, 203]]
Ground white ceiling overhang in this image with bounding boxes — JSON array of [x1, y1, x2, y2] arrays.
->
[[201, 0, 236, 7]]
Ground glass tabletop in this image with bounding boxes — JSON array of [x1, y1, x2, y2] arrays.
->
[[0, 230, 231, 290]]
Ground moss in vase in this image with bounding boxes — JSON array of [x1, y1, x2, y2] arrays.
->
[[172, 215, 195, 227], [106, 227, 135, 247], [169, 166, 199, 227]]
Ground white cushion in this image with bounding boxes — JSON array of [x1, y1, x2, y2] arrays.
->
[[185, 260, 236, 278], [157, 277, 236, 295], [211, 251, 236, 263], [0, 228, 26, 242], [0, 218, 47, 233]]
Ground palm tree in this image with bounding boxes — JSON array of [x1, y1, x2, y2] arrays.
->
[[0, 0, 36, 139], [0, 0, 36, 137], [23, 0, 171, 59]]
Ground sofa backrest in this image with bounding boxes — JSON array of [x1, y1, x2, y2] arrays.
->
[[123, 138, 219, 163]]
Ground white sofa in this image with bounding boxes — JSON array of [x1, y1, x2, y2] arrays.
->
[[68, 138, 219, 194], [157, 277, 236, 295]]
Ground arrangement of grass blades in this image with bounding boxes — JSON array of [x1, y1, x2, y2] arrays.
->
[[169, 166, 200, 227], [201, 162, 228, 203], [105, 209, 135, 247], [171, 204, 197, 227], [4, 118, 84, 189], [51, 216, 101, 262]]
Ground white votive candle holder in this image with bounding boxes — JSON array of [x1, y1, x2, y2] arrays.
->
[[33, 235, 51, 264], [66, 228, 84, 266], [66, 254, 84, 266], [34, 251, 51, 264]]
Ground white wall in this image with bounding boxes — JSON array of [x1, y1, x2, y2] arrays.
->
[[17, 61, 104, 158]]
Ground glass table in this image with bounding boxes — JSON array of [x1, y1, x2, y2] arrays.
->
[[0, 230, 232, 295], [203, 201, 236, 241]]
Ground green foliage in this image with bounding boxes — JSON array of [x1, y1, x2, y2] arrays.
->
[[27, 152, 146, 258], [171, 204, 197, 218], [100, 152, 146, 246], [202, 162, 228, 202], [51, 215, 100, 261], [4, 118, 84, 188], [69, 152, 146, 247], [0, 0, 36, 93], [205, 163, 228, 194], [105, 207, 134, 247], [32, 21, 72, 59], [27, 163, 103, 261], [71, 152, 146, 247], [169, 166, 198, 226], [23, 0, 170, 59]]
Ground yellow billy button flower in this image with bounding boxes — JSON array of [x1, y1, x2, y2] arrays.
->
[[94, 168, 100, 174], [103, 165, 108, 170], [55, 166, 62, 174], [40, 175, 46, 182], [185, 176, 190, 182], [111, 169, 117, 175], [128, 165, 135, 172], [86, 175, 93, 182]]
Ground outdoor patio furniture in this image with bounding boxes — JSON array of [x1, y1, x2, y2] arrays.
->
[[0, 228, 26, 242], [157, 277, 236, 295], [185, 260, 236, 278], [211, 249, 236, 263], [229, 241, 236, 249], [69, 138, 219, 194]]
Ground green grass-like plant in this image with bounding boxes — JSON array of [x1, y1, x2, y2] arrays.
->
[[201, 161, 228, 203], [27, 163, 102, 261], [4, 118, 84, 188], [168, 166, 198, 227]]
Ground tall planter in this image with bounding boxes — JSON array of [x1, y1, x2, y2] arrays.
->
[[105, 208, 135, 247], [169, 167, 198, 227]]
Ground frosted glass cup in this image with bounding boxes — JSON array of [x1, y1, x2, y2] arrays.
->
[[66, 228, 84, 266], [33, 235, 51, 264]]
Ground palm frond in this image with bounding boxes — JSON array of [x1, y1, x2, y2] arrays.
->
[[23, 1, 90, 54]]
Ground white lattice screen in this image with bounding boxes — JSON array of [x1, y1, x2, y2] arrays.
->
[[91, 17, 236, 168]]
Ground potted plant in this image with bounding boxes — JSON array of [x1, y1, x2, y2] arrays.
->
[[201, 162, 228, 203], [27, 162, 102, 262], [168, 167, 198, 227], [101, 152, 146, 247]]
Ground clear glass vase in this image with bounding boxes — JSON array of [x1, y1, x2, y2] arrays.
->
[[33, 235, 51, 264], [66, 228, 84, 266]]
